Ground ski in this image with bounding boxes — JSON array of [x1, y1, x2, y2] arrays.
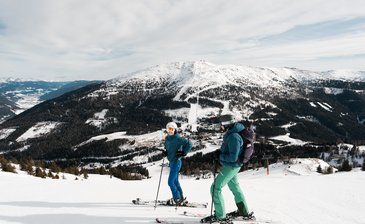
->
[[156, 217, 233, 224], [182, 211, 274, 224], [182, 210, 207, 217], [132, 198, 208, 208], [155, 218, 199, 224]]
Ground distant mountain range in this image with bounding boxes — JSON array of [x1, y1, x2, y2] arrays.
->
[[0, 61, 364, 168], [0, 79, 102, 123]]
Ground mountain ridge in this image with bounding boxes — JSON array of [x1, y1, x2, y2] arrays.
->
[[0, 61, 364, 169]]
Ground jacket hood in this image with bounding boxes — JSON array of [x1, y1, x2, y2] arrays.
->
[[226, 123, 245, 135]]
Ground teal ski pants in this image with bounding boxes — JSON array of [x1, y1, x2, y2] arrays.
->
[[210, 165, 249, 219]]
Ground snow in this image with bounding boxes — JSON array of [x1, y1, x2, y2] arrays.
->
[[296, 115, 319, 123], [324, 87, 344, 95], [269, 133, 309, 145], [317, 102, 333, 112], [359, 146, 365, 153], [164, 108, 190, 120], [85, 109, 117, 129], [321, 70, 365, 82], [14, 145, 31, 152], [0, 128, 16, 140], [0, 159, 364, 224], [188, 104, 199, 132], [93, 61, 365, 101], [279, 122, 296, 130], [74, 130, 165, 150], [14, 94, 42, 114], [16, 122, 62, 142]]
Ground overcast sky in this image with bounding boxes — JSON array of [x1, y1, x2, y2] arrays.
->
[[1, 0, 365, 81]]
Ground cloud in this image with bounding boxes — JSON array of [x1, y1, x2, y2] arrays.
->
[[0, 0, 365, 80], [0, 20, 5, 35]]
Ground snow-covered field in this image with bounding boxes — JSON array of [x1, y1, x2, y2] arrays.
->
[[0, 159, 364, 224]]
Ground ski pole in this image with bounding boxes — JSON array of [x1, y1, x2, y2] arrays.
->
[[154, 157, 165, 210], [210, 158, 218, 223]]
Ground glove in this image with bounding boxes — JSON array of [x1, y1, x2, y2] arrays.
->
[[214, 149, 221, 159], [176, 151, 186, 159]]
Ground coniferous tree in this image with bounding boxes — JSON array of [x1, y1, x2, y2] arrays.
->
[[20, 159, 34, 175], [0, 159, 16, 173], [35, 167, 46, 178], [99, 166, 107, 175], [83, 171, 89, 179], [47, 170, 54, 178], [49, 161, 61, 173], [317, 165, 322, 173], [340, 160, 352, 172], [362, 161, 365, 171]]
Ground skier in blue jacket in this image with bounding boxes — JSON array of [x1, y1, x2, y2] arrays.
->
[[164, 121, 192, 205]]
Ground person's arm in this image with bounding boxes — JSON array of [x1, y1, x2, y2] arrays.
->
[[180, 137, 193, 155]]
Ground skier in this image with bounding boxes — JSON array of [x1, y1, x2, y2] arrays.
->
[[164, 121, 193, 205], [203, 115, 254, 223]]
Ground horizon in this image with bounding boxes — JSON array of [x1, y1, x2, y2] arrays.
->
[[1, 1, 365, 81], [1, 60, 365, 82]]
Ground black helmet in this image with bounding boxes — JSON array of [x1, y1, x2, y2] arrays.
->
[[218, 114, 235, 126]]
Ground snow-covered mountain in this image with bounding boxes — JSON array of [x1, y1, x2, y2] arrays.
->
[[0, 80, 101, 123], [0, 158, 364, 224], [0, 61, 364, 170]]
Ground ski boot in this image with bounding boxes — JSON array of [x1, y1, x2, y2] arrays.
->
[[200, 215, 233, 224], [166, 197, 187, 206], [175, 197, 187, 206], [166, 198, 175, 206], [226, 210, 255, 221]]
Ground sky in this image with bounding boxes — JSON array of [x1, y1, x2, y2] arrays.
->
[[0, 0, 365, 81]]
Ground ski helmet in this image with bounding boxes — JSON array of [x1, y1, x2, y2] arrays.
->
[[219, 114, 235, 126], [166, 122, 178, 130]]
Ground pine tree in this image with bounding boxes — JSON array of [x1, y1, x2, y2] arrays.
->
[[340, 160, 352, 172], [83, 171, 89, 179], [47, 170, 54, 178], [99, 166, 107, 175], [35, 167, 46, 178], [0, 159, 16, 173], [21, 159, 34, 175], [362, 161, 365, 171], [49, 161, 61, 173]]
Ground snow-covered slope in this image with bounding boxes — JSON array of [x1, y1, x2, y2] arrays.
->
[[0, 80, 101, 123], [101, 61, 364, 98], [111, 61, 365, 87], [0, 159, 364, 224]]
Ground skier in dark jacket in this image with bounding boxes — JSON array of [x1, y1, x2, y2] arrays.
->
[[204, 115, 254, 223], [164, 121, 192, 205]]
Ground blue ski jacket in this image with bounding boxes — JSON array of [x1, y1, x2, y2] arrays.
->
[[164, 133, 192, 162], [219, 122, 246, 167]]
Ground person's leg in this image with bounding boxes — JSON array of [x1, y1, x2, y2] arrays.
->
[[210, 166, 238, 220], [174, 160, 183, 200], [227, 169, 250, 216], [168, 161, 181, 200]]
